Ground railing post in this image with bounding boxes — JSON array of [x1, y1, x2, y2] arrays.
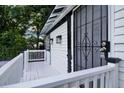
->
[[24, 50, 29, 73], [113, 63, 119, 88], [44, 50, 46, 61], [106, 57, 121, 88]]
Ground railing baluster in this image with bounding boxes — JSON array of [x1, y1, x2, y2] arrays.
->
[[100, 73, 105, 88], [75, 81, 80, 88], [109, 70, 114, 88], [79, 79, 85, 88], [69, 81, 80, 88], [105, 72, 109, 88], [84, 78, 89, 88], [93, 76, 97, 88]]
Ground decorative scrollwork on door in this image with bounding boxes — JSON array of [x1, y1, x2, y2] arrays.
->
[[81, 32, 99, 58]]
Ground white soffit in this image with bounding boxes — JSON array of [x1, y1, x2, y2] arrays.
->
[[40, 5, 75, 35]]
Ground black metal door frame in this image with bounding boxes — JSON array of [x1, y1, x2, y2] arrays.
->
[[67, 13, 72, 73], [73, 5, 108, 71]]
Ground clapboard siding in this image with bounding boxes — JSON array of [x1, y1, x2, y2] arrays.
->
[[50, 21, 68, 74], [112, 6, 124, 87], [114, 35, 124, 44], [114, 6, 124, 59], [115, 52, 124, 60], [115, 6, 124, 12], [115, 8, 124, 20], [115, 27, 124, 36], [115, 18, 124, 28], [115, 44, 124, 52]]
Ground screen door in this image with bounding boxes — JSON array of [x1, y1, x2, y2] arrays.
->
[[74, 5, 108, 71]]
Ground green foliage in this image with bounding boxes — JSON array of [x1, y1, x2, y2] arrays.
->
[[26, 36, 37, 49], [0, 30, 27, 60], [24, 5, 54, 49], [26, 35, 44, 49], [0, 5, 53, 60]]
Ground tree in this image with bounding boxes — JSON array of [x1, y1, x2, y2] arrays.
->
[[0, 5, 54, 60], [24, 5, 54, 49], [0, 29, 27, 60]]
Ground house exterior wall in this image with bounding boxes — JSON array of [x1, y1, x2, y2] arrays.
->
[[109, 5, 124, 88], [50, 21, 68, 74], [45, 5, 124, 87]]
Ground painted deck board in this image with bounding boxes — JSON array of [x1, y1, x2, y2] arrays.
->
[[22, 62, 60, 82]]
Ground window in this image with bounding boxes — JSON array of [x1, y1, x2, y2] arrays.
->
[[56, 35, 62, 44]]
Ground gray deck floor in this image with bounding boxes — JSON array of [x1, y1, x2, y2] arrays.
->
[[22, 62, 60, 82]]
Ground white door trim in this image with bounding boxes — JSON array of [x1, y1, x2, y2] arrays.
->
[[108, 5, 115, 57]]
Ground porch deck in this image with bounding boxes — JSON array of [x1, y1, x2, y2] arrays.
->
[[0, 50, 119, 88], [22, 62, 60, 82]]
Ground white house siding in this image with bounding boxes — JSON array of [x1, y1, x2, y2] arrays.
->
[[50, 21, 68, 74], [110, 5, 124, 87]]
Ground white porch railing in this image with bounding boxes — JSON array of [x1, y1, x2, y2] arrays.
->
[[3, 63, 117, 88], [24, 50, 46, 72], [28, 50, 46, 62], [0, 53, 23, 86]]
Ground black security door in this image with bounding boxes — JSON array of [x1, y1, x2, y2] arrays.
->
[[74, 5, 108, 71]]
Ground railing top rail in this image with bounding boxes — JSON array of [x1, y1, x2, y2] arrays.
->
[[0, 53, 23, 76], [3, 63, 115, 88], [27, 50, 45, 52]]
